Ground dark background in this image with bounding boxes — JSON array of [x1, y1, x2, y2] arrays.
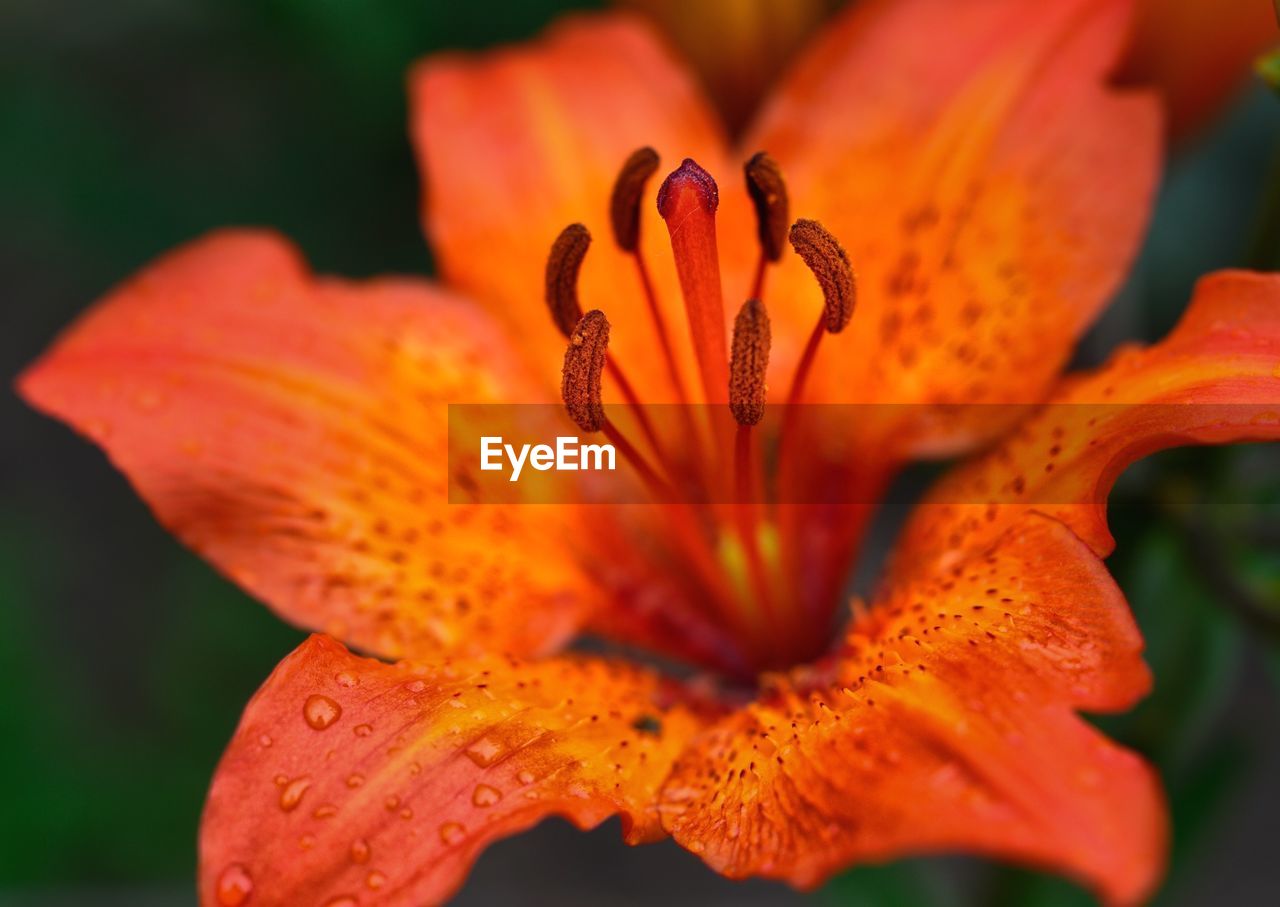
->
[[2, 1, 1278, 904]]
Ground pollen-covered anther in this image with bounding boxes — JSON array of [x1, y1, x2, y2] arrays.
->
[[561, 309, 610, 432], [545, 223, 592, 337], [610, 147, 661, 252], [744, 152, 789, 262], [789, 218, 856, 333], [729, 299, 771, 427]]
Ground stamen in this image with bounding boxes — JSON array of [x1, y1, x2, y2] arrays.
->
[[609, 147, 660, 252], [545, 224, 592, 337], [728, 299, 770, 427], [611, 147, 692, 407], [561, 309, 609, 432], [744, 152, 789, 263], [658, 158, 729, 404], [789, 218, 856, 333]]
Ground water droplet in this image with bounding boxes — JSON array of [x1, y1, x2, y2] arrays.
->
[[322, 897, 358, 907], [304, 694, 342, 730], [365, 870, 386, 890], [439, 821, 466, 845], [313, 803, 338, 819], [472, 784, 502, 807], [350, 838, 371, 864], [399, 807, 413, 820], [408, 762, 422, 776], [517, 770, 535, 785], [354, 724, 372, 737], [405, 680, 427, 693], [298, 834, 315, 850], [346, 773, 365, 788], [215, 863, 253, 906], [257, 734, 272, 748], [464, 737, 503, 767], [335, 671, 357, 688], [278, 776, 311, 812], [384, 795, 400, 811]]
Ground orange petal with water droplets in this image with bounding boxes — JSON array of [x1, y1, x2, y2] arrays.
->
[[891, 269, 1280, 583], [748, 0, 1161, 452], [200, 635, 712, 906], [17, 230, 595, 661], [661, 515, 1164, 906], [409, 14, 733, 402]]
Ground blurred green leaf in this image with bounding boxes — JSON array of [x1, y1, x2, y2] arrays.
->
[[823, 859, 960, 907]]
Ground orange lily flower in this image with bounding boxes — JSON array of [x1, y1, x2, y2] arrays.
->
[[17, 2, 1280, 906]]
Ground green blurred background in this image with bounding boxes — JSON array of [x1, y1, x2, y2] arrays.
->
[[2, 1, 1278, 904]]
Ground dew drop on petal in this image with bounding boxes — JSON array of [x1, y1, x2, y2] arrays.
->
[[215, 863, 253, 906], [323, 897, 358, 907], [464, 738, 503, 767], [472, 784, 502, 807], [365, 870, 387, 890], [278, 776, 312, 812], [304, 694, 342, 730], [335, 671, 358, 688], [298, 834, 316, 850], [354, 724, 372, 737], [350, 838, 371, 864], [439, 822, 466, 845], [399, 808, 413, 820], [313, 803, 338, 819], [346, 773, 365, 789], [517, 770, 535, 785], [257, 734, 272, 748], [405, 680, 427, 693], [384, 795, 400, 811]]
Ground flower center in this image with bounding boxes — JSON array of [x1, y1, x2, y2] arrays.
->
[[546, 149, 858, 679]]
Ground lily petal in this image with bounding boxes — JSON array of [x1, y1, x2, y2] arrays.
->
[[1118, 0, 1278, 140], [17, 231, 594, 660], [200, 634, 710, 906], [614, 0, 840, 132], [661, 515, 1163, 906], [410, 14, 733, 400], [748, 0, 1161, 452], [892, 269, 1280, 582]]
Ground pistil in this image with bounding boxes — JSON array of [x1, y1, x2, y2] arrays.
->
[[657, 159, 729, 405]]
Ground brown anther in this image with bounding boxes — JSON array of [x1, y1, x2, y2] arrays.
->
[[729, 299, 771, 426], [545, 224, 592, 337], [744, 152, 789, 262], [610, 147, 661, 252], [789, 218, 855, 333], [561, 310, 610, 432]]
